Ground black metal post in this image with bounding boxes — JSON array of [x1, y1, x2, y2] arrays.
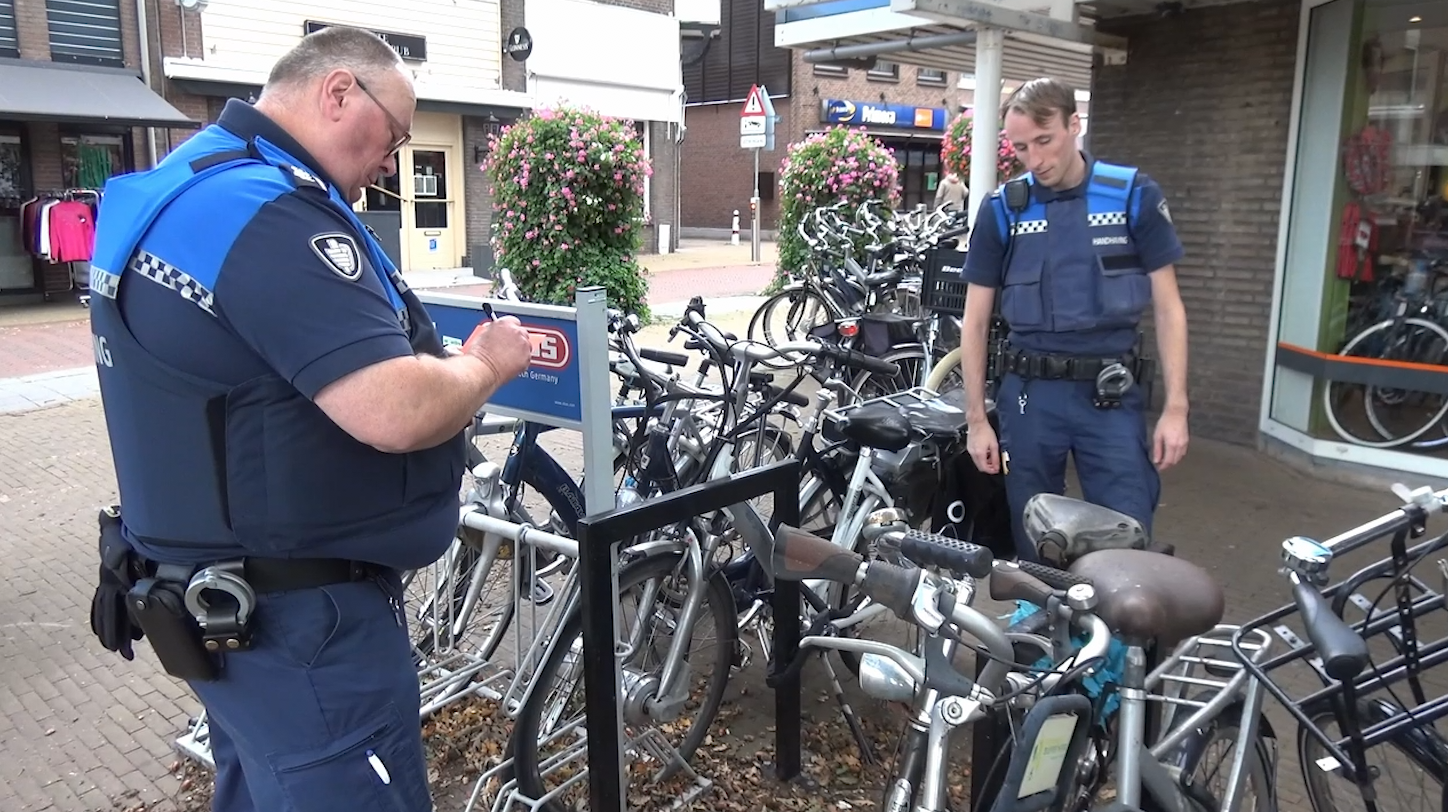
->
[[577, 460, 801, 812]]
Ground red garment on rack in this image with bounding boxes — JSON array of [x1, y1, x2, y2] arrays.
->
[[47, 200, 95, 262], [1337, 201, 1377, 282]]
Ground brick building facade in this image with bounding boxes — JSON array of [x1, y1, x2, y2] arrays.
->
[[681, 0, 967, 235], [0, 0, 196, 301], [1089, 0, 1300, 446]]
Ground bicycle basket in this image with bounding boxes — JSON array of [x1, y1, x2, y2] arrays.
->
[[922, 243, 968, 315]]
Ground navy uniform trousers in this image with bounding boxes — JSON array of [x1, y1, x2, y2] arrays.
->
[[190, 571, 433, 812], [995, 372, 1162, 562]]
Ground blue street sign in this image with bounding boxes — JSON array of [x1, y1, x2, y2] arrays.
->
[[425, 300, 583, 424]]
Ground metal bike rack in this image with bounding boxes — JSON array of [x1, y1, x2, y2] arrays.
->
[[571, 459, 803, 812]]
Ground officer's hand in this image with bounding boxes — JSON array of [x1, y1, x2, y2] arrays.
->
[[465, 316, 532, 381], [967, 420, 1000, 475], [1153, 411, 1190, 471]]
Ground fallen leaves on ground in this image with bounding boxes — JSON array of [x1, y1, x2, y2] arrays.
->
[[141, 688, 972, 812]]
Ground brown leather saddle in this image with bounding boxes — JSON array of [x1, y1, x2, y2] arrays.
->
[[1069, 549, 1225, 649], [1024, 494, 1225, 648]]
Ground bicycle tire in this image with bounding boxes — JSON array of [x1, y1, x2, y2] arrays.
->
[[510, 551, 738, 811], [1322, 317, 1448, 449], [1297, 701, 1446, 812], [747, 286, 838, 368], [924, 346, 962, 394], [851, 344, 949, 398]]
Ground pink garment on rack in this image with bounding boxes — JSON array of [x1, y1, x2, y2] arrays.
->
[[48, 200, 96, 263]]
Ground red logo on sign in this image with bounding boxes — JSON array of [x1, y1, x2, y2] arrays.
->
[[526, 326, 571, 370]]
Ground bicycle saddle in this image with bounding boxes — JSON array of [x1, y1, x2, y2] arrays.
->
[[1069, 549, 1225, 649], [835, 400, 912, 452]]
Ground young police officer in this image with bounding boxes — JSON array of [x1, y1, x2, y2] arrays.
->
[[85, 27, 532, 812], [960, 77, 1191, 561]]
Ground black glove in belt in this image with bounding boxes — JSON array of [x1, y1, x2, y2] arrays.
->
[[89, 506, 145, 660]]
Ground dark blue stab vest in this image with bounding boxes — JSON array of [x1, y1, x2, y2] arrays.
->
[[991, 161, 1150, 356], [88, 125, 466, 567]]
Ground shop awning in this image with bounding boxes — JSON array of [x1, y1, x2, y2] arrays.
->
[[0, 61, 199, 129], [769, 0, 1120, 87]]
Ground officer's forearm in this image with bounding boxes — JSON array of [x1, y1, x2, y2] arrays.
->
[[961, 284, 996, 425], [1153, 296, 1189, 416], [315, 353, 504, 454], [406, 353, 511, 450]]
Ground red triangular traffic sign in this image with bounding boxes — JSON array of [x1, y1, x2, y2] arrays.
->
[[742, 86, 765, 117]]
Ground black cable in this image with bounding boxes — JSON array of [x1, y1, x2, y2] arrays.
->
[[1359, 539, 1441, 732]]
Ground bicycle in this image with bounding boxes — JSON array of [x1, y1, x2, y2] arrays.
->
[[744, 491, 1277, 812], [1233, 483, 1448, 812]]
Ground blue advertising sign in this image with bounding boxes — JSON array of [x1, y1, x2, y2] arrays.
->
[[425, 299, 583, 424], [821, 98, 948, 131]]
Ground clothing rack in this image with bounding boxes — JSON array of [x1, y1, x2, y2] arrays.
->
[[19, 188, 102, 300]]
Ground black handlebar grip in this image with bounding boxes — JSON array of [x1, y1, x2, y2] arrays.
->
[[771, 525, 864, 586], [639, 348, 690, 367], [860, 560, 922, 622], [767, 384, 810, 408], [847, 349, 901, 378], [1016, 559, 1093, 592], [896, 529, 994, 578], [1292, 581, 1369, 683], [988, 561, 1055, 607]]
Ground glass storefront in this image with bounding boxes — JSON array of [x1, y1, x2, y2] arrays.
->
[[1268, 0, 1448, 475]]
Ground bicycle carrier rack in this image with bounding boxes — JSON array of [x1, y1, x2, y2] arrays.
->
[[1230, 527, 1448, 786]]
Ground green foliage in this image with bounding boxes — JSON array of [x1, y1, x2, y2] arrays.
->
[[483, 106, 652, 319], [773, 127, 901, 291]]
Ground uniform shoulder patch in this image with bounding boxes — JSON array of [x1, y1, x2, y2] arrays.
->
[[281, 163, 328, 193], [310, 233, 363, 281], [1157, 198, 1173, 224]]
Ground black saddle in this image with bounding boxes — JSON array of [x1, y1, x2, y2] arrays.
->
[[834, 394, 967, 452], [1069, 549, 1225, 649]]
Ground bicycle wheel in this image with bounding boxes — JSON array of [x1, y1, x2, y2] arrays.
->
[[852, 345, 948, 399], [1322, 317, 1448, 449], [1297, 701, 1446, 812], [924, 346, 963, 395], [510, 551, 738, 811], [747, 286, 837, 368]]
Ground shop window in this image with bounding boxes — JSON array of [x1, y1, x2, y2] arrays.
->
[[412, 149, 449, 230], [868, 60, 900, 82], [47, 0, 123, 66], [1270, 0, 1448, 465], [0, 0, 19, 58], [918, 68, 948, 86], [61, 133, 128, 190], [366, 170, 402, 213], [0, 134, 24, 210]]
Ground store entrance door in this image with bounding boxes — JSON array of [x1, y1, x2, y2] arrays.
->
[[405, 145, 459, 270], [881, 139, 942, 211]]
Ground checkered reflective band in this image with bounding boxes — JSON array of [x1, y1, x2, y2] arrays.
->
[[1011, 220, 1048, 236], [1087, 212, 1128, 227], [90, 266, 121, 300], [128, 250, 216, 316]]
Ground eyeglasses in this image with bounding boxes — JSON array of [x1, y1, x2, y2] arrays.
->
[[355, 76, 412, 156]]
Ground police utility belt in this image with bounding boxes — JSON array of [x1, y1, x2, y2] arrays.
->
[[1001, 346, 1155, 410], [92, 504, 384, 682]]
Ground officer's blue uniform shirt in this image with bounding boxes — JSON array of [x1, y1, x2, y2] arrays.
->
[[90, 98, 465, 571], [962, 152, 1184, 357]]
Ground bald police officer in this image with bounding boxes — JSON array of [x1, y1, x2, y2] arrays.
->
[[960, 77, 1191, 560], [85, 27, 532, 812]]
